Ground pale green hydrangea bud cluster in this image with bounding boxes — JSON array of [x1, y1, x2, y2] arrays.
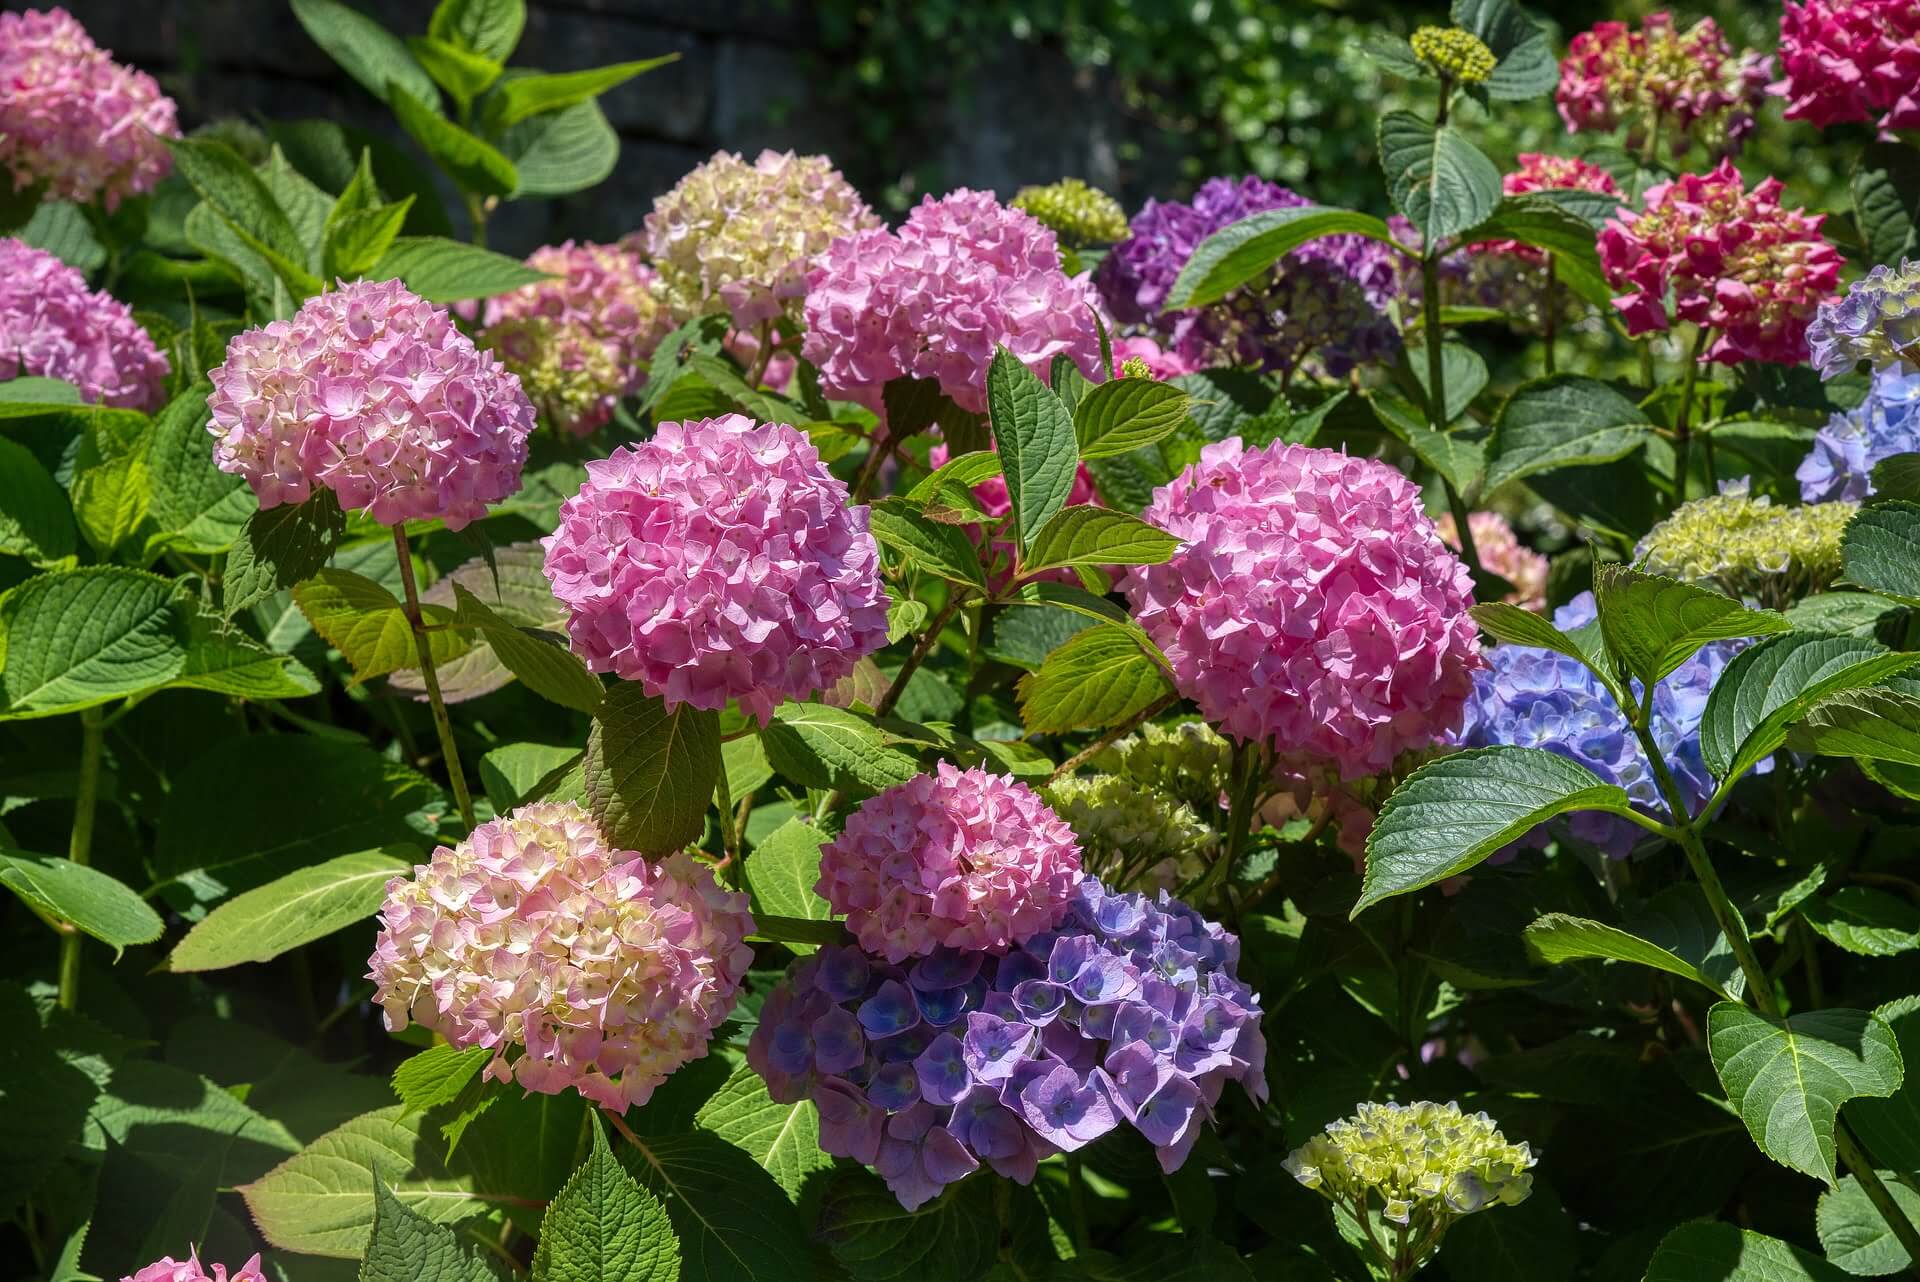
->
[[1041, 720, 1232, 891], [1120, 354, 1154, 380], [1095, 720, 1233, 815], [1411, 27, 1497, 84], [1285, 1101, 1535, 1260], [1636, 484, 1856, 607], [1011, 177, 1131, 247]]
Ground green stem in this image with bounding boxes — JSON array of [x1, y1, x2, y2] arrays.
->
[[1193, 740, 1265, 908], [463, 191, 490, 249], [57, 706, 105, 1012], [1420, 251, 1484, 583], [875, 596, 965, 718], [393, 525, 475, 832], [745, 319, 776, 389], [1046, 691, 1179, 784], [1672, 326, 1712, 508], [1836, 1124, 1920, 1278], [1638, 339, 1656, 391], [1541, 257, 1558, 376]]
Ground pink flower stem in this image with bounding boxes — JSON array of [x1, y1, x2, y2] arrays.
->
[[56, 704, 104, 1012], [393, 524, 476, 832]]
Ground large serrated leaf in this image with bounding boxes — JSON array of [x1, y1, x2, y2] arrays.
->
[[1523, 912, 1738, 1000], [616, 1131, 811, 1282], [1594, 563, 1789, 687], [1818, 1172, 1920, 1277], [369, 236, 550, 303], [1644, 1221, 1852, 1282], [1698, 633, 1920, 785], [361, 1177, 503, 1282], [0, 850, 163, 954], [391, 541, 571, 705], [693, 1062, 832, 1202], [534, 1114, 679, 1282], [585, 683, 720, 854], [294, 567, 469, 683], [0, 436, 76, 565], [1855, 143, 1920, 267], [1484, 375, 1651, 491], [1844, 501, 1920, 605], [1016, 623, 1172, 734], [168, 848, 412, 972], [1787, 689, 1920, 766], [1379, 111, 1502, 243], [223, 492, 349, 617], [0, 567, 188, 719], [292, 0, 442, 109], [144, 383, 254, 555], [815, 1168, 1000, 1282], [447, 583, 603, 713], [1166, 207, 1399, 310], [1019, 506, 1178, 578], [868, 499, 988, 590], [1072, 378, 1193, 457], [760, 703, 920, 797], [987, 348, 1079, 554], [741, 819, 831, 956]]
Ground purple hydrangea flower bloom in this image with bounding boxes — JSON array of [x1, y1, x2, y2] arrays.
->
[[1018, 1064, 1119, 1152], [1799, 364, 1920, 501]]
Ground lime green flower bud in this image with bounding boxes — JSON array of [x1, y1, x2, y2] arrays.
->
[[1011, 177, 1131, 247], [1636, 485, 1855, 607], [1411, 26, 1497, 84], [1121, 355, 1153, 380], [1042, 774, 1211, 888], [1094, 720, 1233, 816]]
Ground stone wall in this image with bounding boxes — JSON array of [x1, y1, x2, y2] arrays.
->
[[34, 0, 1164, 256]]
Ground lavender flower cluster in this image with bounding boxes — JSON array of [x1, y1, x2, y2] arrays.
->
[[748, 879, 1266, 1210], [1800, 364, 1920, 502]]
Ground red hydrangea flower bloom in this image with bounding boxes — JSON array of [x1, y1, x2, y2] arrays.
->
[[1556, 12, 1771, 159], [1597, 160, 1842, 365], [1, 237, 167, 409], [1470, 154, 1621, 263], [1774, 0, 1920, 132]]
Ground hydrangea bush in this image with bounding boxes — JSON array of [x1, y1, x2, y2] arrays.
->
[[5, 3, 1920, 1281]]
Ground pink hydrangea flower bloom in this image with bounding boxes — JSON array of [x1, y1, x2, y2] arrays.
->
[[1, 237, 167, 409], [1774, 0, 1920, 132], [1597, 160, 1842, 366], [368, 802, 754, 1112], [1121, 439, 1483, 778], [802, 189, 1103, 418], [206, 278, 534, 530], [1468, 154, 1621, 263], [542, 414, 890, 724], [1556, 12, 1771, 159], [480, 240, 671, 437], [817, 763, 1085, 962], [0, 8, 178, 209], [123, 1252, 265, 1282], [638, 149, 879, 330], [1436, 511, 1549, 613]]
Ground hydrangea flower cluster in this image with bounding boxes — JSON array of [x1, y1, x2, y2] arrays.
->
[[1457, 592, 1751, 858], [638, 149, 877, 330], [1041, 774, 1211, 892], [1800, 364, 1920, 501], [1094, 720, 1233, 815], [367, 802, 753, 1112], [542, 414, 889, 724], [1637, 484, 1854, 607], [1095, 177, 1409, 377], [803, 189, 1102, 418], [206, 279, 533, 529], [1011, 178, 1130, 247], [1472, 154, 1621, 264], [818, 763, 1084, 962], [1435, 511, 1549, 613], [1556, 13, 1771, 160], [480, 241, 670, 437], [1597, 161, 1841, 366], [1, 237, 168, 409], [1411, 26, 1496, 84], [1122, 439, 1482, 778], [1806, 260, 1920, 379], [1284, 1101, 1535, 1237], [123, 1253, 267, 1282], [748, 878, 1266, 1209], [0, 7, 179, 209], [1773, 0, 1920, 133]]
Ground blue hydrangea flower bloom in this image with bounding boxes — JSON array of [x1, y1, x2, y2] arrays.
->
[[747, 878, 1266, 1210], [1799, 364, 1920, 502], [1806, 259, 1920, 379], [1457, 593, 1751, 858]]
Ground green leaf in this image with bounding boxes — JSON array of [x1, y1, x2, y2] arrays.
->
[[479, 743, 581, 811], [223, 492, 349, 617], [1370, 391, 1487, 493], [586, 683, 721, 854], [170, 603, 322, 701], [1469, 603, 1608, 676], [1788, 689, 1920, 765], [1644, 1221, 1852, 1282], [167, 848, 412, 972], [1844, 501, 1920, 605], [1017, 624, 1173, 734], [0, 568, 187, 719], [1855, 143, 1920, 268], [534, 1113, 679, 1282], [1872, 453, 1920, 502], [1708, 1004, 1903, 1186], [1020, 506, 1178, 578], [0, 436, 76, 565], [1594, 562, 1790, 687], [1406, 342, 1488, 424], [389, 85, 518, 197], [1484, 375, 1652, 491], [430, 0, 526, 62], [1355, 747, 1642, 916], [868, 499, 988, 590], [1166, 207, 1399, 310], [369, 235, 550, 303], [987, 347, 1079, 553], [69, 410, 155, 559], [361, 1177, 502, 1282], [616, 1131, 812, 1282], [996, 580, 1135, 628], [1072, 377, 1192, 459], [1452, 0, 1557, 101], [448, 583, 602, 713], [144, 383, 253, 556], [0, 376, 82, 416], [408, 36, 503, 112], [1820, 1172, 1920, 1277], [1458, 194, 1615, 308], [1699, 633, 1920, 785], [323, 196, 412, 281], [742, 819, 832, 955], [292, 0, 442, 110], [0, 850, 162, 953], [487, 57, 677, 128], [1523, 912, 1739, 1000], [165, 137, 322, 297], [760, 703, 920, 797], [1800, 887, 1920, 957], [391, 540, 571, 705], [1851, 996, 1920, 1179], [294, 567, 468, 683], [815, 1168, 999, 1282], [693, 1062, 831, 1204], [1379, 111, 1503, 243], [392, 1044, 493, 1117], [495, 97, 619, 198]]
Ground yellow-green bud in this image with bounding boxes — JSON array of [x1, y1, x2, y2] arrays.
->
[[1636, 487, 1856, 608], [1093, 720, 1233, 815], [1411, 26, 1497, 84], [1121, 355, 1153, 380], [1042, 774, 1210, 890], [1011, 178, 1131, 247]]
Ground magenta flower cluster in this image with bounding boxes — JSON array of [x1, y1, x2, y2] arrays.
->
[[1, 237, 168, 410], [206, 279, 533, 529], [748, 878, 1266, 1209], [1555, 12, 1771, 159], [818, 763, 1085, 963], [1121, 439, 1482, 779], [122, 1253, 265, 1282], [542, 414, 890, 724], [1598, 161, 1842, 366], [368, 802, 754, 1113], [802, 189, 1102, 418], [1774, 0, 1920, 133], [0, 7, 178, 209]]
